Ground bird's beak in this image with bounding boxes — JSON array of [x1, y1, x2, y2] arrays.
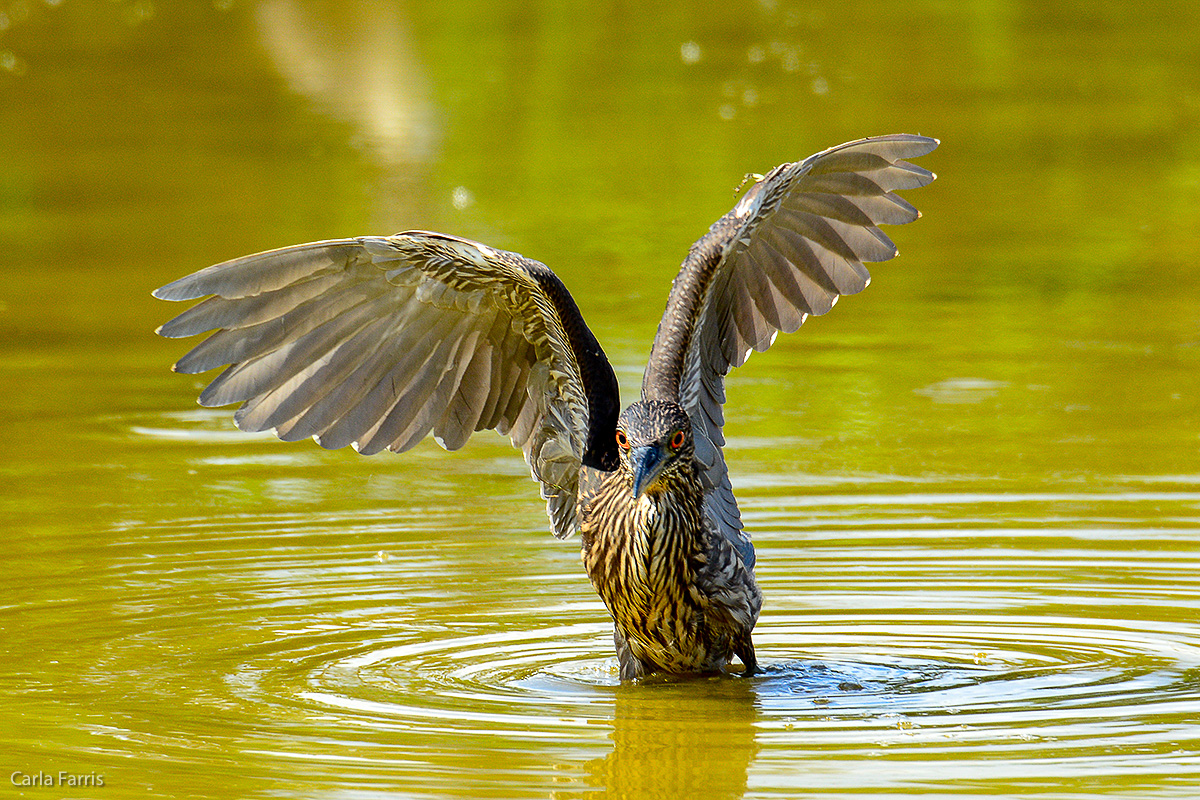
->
[[630, 445, 666, 498]]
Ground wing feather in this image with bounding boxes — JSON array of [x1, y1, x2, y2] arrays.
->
[[433, 337, 494, 451], [272, 317, 417, 442], [156, 273, 345, 338], [357, 318, 479, 455], [237, 313, 398, 434], [198, 294, 393, 407], [478, 327, 513, 431], [153, 240, 364, 301]]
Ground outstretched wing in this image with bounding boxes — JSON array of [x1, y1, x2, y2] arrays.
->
[[154, 231, 620, 538], [640, 134, 939, 566]]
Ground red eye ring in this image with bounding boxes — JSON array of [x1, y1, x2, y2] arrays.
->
[[615, 430, 630, 450], [669, 430, 685, 450]]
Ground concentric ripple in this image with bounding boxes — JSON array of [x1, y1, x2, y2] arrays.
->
[[214, 498, 1200, 777], [272, 606, 1200, 741]]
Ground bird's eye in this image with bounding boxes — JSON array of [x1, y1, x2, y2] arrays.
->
[[669, 430, 686, 450], [616, 430, 629, 450]]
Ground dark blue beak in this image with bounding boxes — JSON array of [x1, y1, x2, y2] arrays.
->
[[630, 445, 666, 498]]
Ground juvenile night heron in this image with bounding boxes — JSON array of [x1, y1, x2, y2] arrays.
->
[[155, 134, 938, 680]]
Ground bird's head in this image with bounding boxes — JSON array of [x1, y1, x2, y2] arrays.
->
[[614, 401, 694, 498]]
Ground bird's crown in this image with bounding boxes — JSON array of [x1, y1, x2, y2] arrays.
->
[[616, 400, 692, 448]]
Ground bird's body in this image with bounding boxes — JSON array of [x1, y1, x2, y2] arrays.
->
[[580, 401, 761, 679], [154, 135, 937, 679]]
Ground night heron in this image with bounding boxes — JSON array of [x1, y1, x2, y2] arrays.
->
[[154, 134, 938, 680]]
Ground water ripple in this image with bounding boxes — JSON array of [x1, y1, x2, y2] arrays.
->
[[21, 491, 1200, 794]]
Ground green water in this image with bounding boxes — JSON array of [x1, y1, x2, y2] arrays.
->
[[3, 1, 1200, 797]]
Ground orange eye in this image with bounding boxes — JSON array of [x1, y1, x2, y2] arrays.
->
[[616, 430, 630, 450], [669, 430, 685, 450]]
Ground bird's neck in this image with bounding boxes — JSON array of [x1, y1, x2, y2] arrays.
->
[[633, 464, 705, 528], [583, 457, 708, 588]]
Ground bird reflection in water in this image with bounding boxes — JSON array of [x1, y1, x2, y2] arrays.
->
[[573, 677, 759, 800]]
